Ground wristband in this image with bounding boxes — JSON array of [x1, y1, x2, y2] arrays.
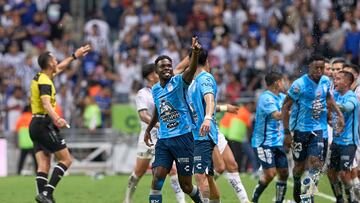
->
[[219, 105, 227, 112], [284, 128, 291, 135], [72, 53, 77, 60], [204, 115, 212, 120]]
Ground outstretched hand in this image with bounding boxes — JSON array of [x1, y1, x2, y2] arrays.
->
[[74, 44, 92, 58], [192, 36, 201, 51]]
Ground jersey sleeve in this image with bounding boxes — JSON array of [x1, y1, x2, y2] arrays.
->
[[135, 90, 149, 112], [199, 75, 216, 97], [38, 75, 52, 97], [288, 80, 302, 101], [260, 95, 278, 116]]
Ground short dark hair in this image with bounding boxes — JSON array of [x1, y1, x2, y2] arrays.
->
[[155, 55, 172, 66], [344, 63, 360, 74], [331, 57, 345, 65], [142, 63, 156, 79], [309, 54, 325, 65], [339, 71, 354, 85], [38, 51, 51, 70], [265, 71, 283, 86], [189, 48, 208, 66]]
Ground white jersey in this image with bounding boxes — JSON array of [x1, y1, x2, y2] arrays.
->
[[135, 87, 158, 142]]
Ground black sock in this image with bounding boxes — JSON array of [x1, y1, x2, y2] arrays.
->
[[45, 163, 68, 196], [330, 179, 343, 202], [36, 172, 48, 194], [344, 183, 354, 203], [293, 175, 302, 203], [251, 180, 268, 203], [275, 181, 287, 203]]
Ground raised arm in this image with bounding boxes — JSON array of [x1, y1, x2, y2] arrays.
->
[[182, 37, 201, 84], [54, 44, 91, 76], [174, 56, 190, 75], [144, 108, 159, 147]]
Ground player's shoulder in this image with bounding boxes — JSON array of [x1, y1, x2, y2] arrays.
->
[[151, 82, 161, 92], [259, 91, 274, 102], [38, 73, 52, 84], [137, 87, 151, 97], [346, 90, 358, 102], [279, 92, 286, 100], [198, 71, 215, 82]]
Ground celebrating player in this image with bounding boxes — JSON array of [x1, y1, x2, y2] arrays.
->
[[251, 72, 288, 203], [144, 37, 203, 203], [328, 71, 359, 203], [30, 45, 91, 203], [124, 64, 185, 203], [186, 48, 221, 202], [282, 55, 345, 202]]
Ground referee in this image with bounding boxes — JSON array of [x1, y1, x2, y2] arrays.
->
[[30, 45, 91, 203]]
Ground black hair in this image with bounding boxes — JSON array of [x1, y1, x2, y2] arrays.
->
[[339, 71, 355, 85], [142, 63, 156, 79], [155, 55, 172, 66], [265, 71, 283, 86], [309, 54, 325, 65], [37, 51, 51, 70], [189, 48, 208, 66], [344, 63, 360, 74]]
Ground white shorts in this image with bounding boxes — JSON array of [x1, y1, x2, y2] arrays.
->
[[217, 132, 228, 154], [137, 130, 157, 159], [351, 146, 360, 169]]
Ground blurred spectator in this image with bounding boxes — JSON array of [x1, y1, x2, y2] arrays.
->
[[139, 3, 153, 25], [27, 11, 50, 47], [94, 86, 112, 128], [102, 0, 123, 39], [15, 105, 36, 175], [211, 15, 229, 44], [45, 0, 70, 40], [194, 20, 212, 50], [83, 96, 102, 132], [14, 0, 37, 26], [1, 4, 13, 28], [0, 25, 9, 53], [345, 21, 360, 63], [5, 86, 24, 132], [114, 56, 141, 103], [223, 1, 247, 37], [15, 54, 40, 96], [7, 15, 27, 45], [85, 24, 111, 55], [276, 23, 299, 57], [2, 41, 26, 68]]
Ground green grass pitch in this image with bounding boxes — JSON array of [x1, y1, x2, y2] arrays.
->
[[0, 174, 335, 203]]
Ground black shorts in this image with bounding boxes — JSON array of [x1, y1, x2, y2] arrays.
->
[[29, 116, 67, 153]]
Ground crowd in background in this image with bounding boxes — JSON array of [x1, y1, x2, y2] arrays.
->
[[1, 0, 360, 171]]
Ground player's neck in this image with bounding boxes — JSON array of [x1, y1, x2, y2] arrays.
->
[[194, 67, 205, 77], [308, 74, 320, 83], [339, 87, 350, 95], [41, 69, 54, 79], [160, 78, 170, 87], [268, 86, 279, 95]]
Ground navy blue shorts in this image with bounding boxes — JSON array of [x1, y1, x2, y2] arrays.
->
[[194, 140, 215, 176], [329, 143, 357, 171], [292, 130, 324, 162], [322, 138, 328, 162], [253, 146, 288, 169], [152, 133, 194, 176]]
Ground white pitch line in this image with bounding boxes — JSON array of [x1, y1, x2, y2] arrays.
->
[[287, 181, 336, 202]]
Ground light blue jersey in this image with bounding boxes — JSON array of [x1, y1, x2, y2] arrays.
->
[[187, 71, 218, 144], [252, 91, 286, 147], [152, 74, 193, 139], [288, 74, 331, 132], [333, 90, 359, 146]]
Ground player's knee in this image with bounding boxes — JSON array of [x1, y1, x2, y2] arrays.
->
[[152, 177, 165, 191], [278, 170, 289, 181], [215, 164, 225, 174], [179, 181, 193, 194], [61, 156, 73, 167], [226, 160, 238, 173]]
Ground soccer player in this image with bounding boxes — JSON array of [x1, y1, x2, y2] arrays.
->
[[186, 48, 221, 202], [251, 72, 288, 203], [124, 64, 185, 203], [343, 63, 360, 199], [174, 55, 249, 203], [282, 55, 345, 203], [329, 71, 359, 203], [144, 37, 203, 203], [29, 45, 91, 203]]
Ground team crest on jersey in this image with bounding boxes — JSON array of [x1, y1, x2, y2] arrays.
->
[[167, 83, 173, 92], [159, 99, 180, 128]]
